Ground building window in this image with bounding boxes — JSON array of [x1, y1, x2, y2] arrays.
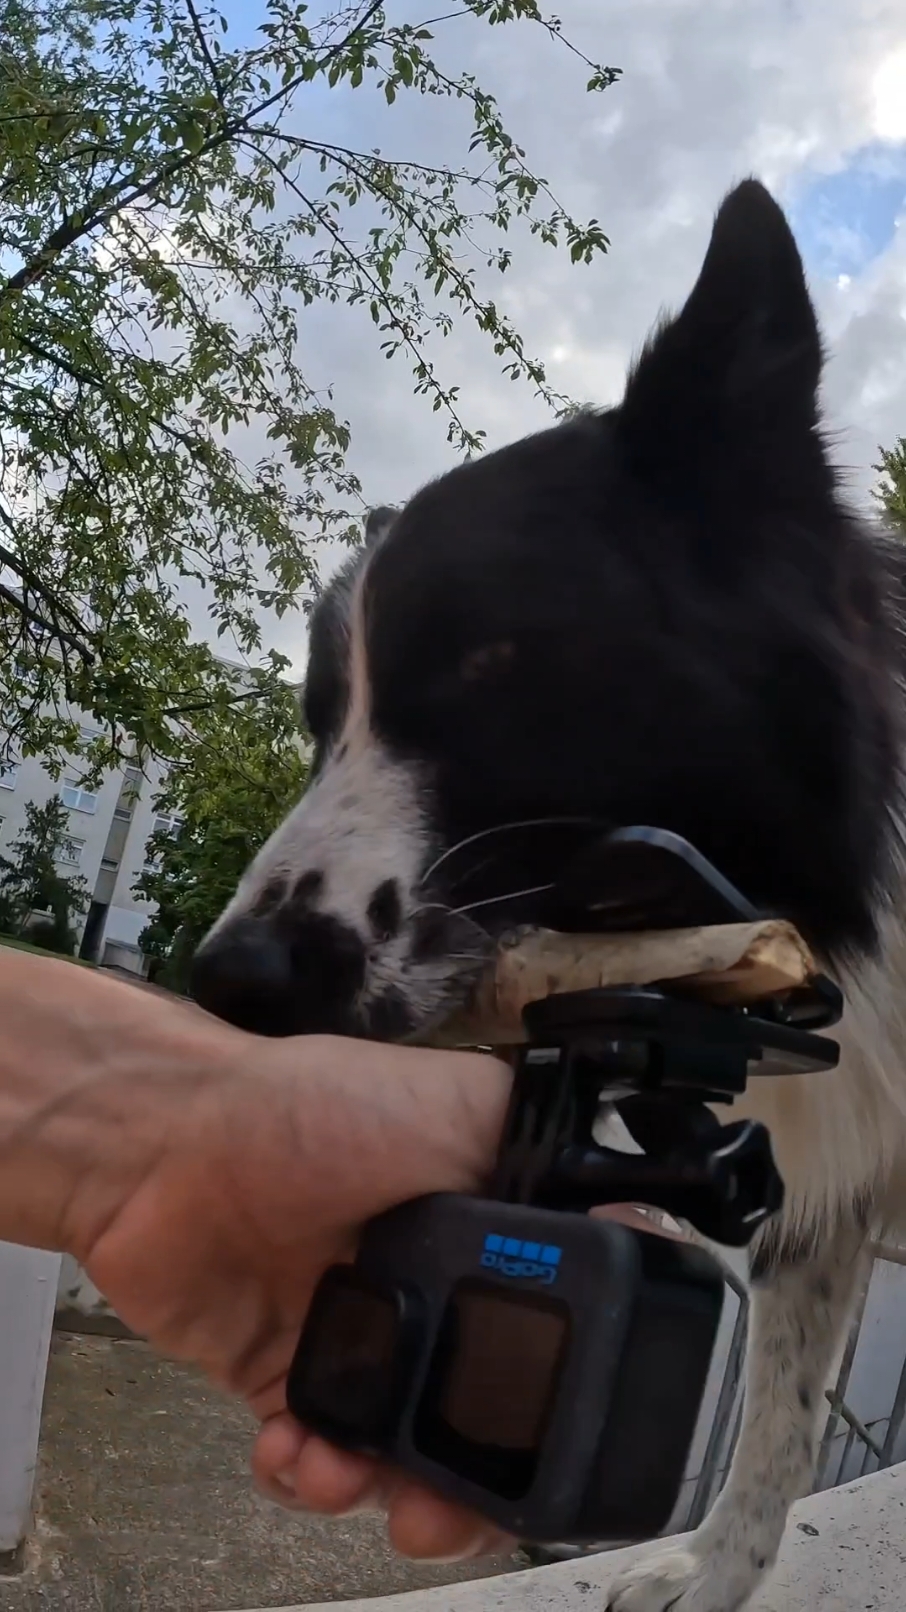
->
[[113, 765, 143, 823], [62, 778, 98, 814], [143, 812, 183, 871], [100, 856, 119, 871], [0, 760, 19, 790], [57, 835, 84, 868], [78, 725, 104, 745], [153, 812, 183, 837]]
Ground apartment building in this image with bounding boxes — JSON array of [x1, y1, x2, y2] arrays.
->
[[0, 728, 175, 974]]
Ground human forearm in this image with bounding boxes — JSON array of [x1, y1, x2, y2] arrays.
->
[[0, 947, 512, 1265], [0, 946, 230, 1255]]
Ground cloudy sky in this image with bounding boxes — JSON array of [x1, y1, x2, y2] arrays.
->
[[225, 1, 906, 674]]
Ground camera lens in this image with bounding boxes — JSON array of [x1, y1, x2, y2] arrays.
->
[[288, 1268, 405, 1446], [414, 1279, 569, 1499]]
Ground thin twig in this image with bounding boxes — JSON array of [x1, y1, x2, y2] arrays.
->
[[185, 0, 227, 106]]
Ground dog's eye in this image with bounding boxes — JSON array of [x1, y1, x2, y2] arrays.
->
[[459, 641, 516, 682]]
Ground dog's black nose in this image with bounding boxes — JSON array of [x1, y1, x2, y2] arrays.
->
[[190, 916, 299, 1036], [190, 911, 367, 1036]]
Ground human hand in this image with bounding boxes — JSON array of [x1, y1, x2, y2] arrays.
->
[[68, 1016, 514, 1560], [1, 948, 680, 1564]]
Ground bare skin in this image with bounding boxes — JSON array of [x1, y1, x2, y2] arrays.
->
[[0, 946, 676, 1560]]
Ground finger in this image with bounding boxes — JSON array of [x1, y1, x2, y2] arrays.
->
[[254, 1416, 376, 1511], [255, 1416, 388, 1516], [252, 1413, 314, 1507], [293, 1433, 387, 1515], [254, 1416, 510, 1558], [252, 1409, 312, 1503], [386, 1478, 513, 1562]]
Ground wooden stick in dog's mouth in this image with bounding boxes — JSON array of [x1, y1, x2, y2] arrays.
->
[[426, 919, 818, 1048]]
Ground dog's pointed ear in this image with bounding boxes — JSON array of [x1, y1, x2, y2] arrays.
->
[[363, 506, 398, 547], [618, 180, 824, 497]]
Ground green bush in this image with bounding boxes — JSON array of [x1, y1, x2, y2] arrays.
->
[[27, 914, 80, 956]]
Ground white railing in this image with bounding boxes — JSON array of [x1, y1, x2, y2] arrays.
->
[[0, 1242, 60, 1562]]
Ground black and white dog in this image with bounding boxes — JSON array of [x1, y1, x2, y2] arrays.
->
[[192, 180, 906, 1612]]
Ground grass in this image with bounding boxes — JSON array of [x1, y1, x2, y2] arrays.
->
[[0, 932, 95, 966]]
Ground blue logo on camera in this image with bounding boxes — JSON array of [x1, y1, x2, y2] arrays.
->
[[480, 1233, 562, 1285]]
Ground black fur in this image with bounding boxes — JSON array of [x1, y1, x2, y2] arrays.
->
[[340, 183, 899, 954]]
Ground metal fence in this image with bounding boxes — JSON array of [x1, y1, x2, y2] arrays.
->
[[684, 1261, 749, 1530], [816, 1242, 906, 1485]]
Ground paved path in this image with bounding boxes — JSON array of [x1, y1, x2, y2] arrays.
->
[[1, 1334, 525, 1612]]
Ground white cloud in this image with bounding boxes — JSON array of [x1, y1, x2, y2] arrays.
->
[[872, 46, 906, 142]]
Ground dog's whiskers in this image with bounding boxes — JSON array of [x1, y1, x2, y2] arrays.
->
[[434, 950, 490, 965], [408, 899, 491, 941], [452, 882, 555, 917], [439, 853, 498, 901], [409, 901, 453, 919], [420, 816, 604, 887]]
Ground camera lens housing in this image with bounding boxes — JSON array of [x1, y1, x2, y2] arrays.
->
[[287, 1193, 725, 1543]]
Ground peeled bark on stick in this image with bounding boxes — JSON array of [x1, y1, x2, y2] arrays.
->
[[428, 919, 817, 1048]]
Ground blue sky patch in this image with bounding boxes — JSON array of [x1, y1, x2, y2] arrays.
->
[[787, 142, 906, 282]]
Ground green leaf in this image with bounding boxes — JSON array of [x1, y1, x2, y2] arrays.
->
[[175, 115, 206, 155]]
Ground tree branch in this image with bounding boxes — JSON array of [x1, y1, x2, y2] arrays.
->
[[250, 146, 480, 447], [267, 131, 476, 185], [160, 684, 280, 717], [185, 0, 226, 106], [0, 581, 89, 658], [0, 128, 240, 302], [11, 328, 103, 387], [313, 141, 563, 405], [239, 0, 386, 128], [0, 2, 423, 308], [0, 522, 96, 656]]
